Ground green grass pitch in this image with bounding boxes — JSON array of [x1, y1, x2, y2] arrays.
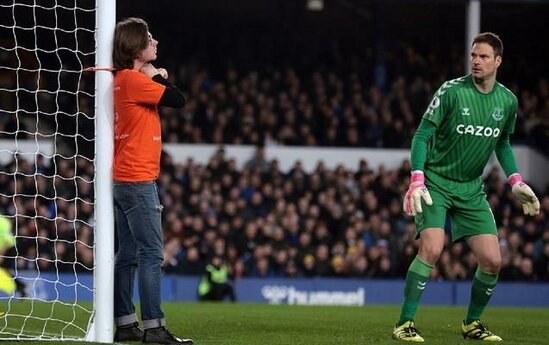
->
[[1, 302, 548, 344]]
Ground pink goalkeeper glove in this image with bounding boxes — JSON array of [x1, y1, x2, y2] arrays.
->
[[508, 173, 540, 216], [403, 171, 433, 216]]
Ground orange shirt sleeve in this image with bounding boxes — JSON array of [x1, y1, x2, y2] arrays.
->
[[126, 71, 166, 106]]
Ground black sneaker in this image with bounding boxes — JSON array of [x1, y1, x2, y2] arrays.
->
[[114, 322, 144, 342], [142, 326, 194, 344]]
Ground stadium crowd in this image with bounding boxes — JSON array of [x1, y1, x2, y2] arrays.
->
[[0, 38, 548, 282], [0, 155, 95, 274], [0, 41, 547, 154], [1, 146, 547, 282], [157, 45, 549, 155], [157, 149, 549, 281]]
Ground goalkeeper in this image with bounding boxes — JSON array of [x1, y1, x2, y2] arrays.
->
[[393, 32, 540, 342]]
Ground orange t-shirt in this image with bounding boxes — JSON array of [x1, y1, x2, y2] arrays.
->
[[113, 69, 166, 182]]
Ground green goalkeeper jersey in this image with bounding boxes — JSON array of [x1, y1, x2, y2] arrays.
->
[[422, 74, 518, 182]]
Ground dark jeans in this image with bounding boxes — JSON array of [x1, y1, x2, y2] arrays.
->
[[113, 181, 166, 329]]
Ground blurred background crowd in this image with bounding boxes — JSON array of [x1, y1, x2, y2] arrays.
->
[[0, 0, 548, 282], [0, 147, 548, 281]]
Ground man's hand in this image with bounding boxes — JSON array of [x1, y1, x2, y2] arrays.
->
[[508, 173, 540, 216], [139, 63, 159, 78], [157, 68, 168, 79], [403, 171, 433, 216]]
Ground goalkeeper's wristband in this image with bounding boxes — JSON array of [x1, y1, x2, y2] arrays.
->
[[507, 173, 523, 186], [410, 170, 425, 184]]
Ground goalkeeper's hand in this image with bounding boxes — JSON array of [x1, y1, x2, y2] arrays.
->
[[403, 171, 433, 216], [508, 173, 540, 216]]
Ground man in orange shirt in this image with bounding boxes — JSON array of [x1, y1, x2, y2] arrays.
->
[[112, 17, 192, 345]]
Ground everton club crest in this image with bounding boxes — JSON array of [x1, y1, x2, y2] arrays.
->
[[492, 107, 504, 121]]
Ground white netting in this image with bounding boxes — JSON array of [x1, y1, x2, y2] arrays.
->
[[0, 0, 96, 340]]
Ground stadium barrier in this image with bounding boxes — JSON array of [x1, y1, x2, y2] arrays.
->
[[4, 272, 549, 307], [2, 139, 547, 191]]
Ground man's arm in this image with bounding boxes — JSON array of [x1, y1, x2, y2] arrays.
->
[[139, 63, 186, 108], [403, 119, 436, 216], [495, 133, 539, 215], [494, 133, 519, 177], [410, 119, 437, 171], [410, 119, 437, 172], [152, 75, 186, 108]]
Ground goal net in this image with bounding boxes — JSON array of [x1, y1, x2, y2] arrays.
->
[[0, 0, 114, 342]]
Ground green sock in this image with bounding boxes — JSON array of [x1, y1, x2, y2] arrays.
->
[[397, 256, 433, 325], [465, 268, 498, 324]]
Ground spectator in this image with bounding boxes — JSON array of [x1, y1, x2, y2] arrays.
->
[[244, 146, 270, 173]]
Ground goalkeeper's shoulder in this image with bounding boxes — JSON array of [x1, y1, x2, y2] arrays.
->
[[434, 76, 468, 97], [497, 81, 518, 100]]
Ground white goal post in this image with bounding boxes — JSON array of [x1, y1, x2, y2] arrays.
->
[[92, 0, 115, 342], [0, 0, 115, 342]]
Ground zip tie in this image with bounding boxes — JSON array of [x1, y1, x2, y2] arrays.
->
[[82, 67, 116, 72]]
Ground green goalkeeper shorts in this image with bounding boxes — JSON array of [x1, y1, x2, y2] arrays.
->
[[414, 171, 497, 242]]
